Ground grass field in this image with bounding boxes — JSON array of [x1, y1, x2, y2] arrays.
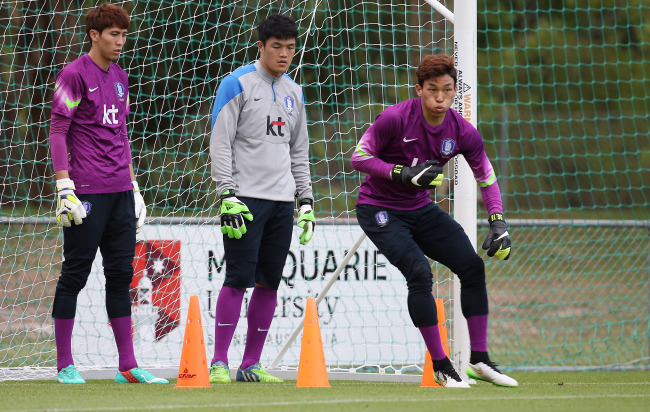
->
[[1, 371, 649, 412]]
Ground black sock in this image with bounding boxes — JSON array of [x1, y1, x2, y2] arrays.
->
[[470, 350, 490, 364], [432, 357, 452, 371]]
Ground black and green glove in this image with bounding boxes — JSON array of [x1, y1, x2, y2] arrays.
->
[[297, 198, 315, 245], [219, 190, 253, 239], [482, 213, 511, 260], [390, 160, 443, 189]]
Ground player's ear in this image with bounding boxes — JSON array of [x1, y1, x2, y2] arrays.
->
[[257, 40, 264, 53], [415, 84, 422, 97], [89, 29, 100, 43]]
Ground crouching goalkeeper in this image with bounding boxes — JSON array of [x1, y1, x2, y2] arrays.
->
[[351, 54, 518, 388]]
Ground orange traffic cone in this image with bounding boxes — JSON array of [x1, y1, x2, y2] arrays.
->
[[174, 295, 211, 388], [296, 297, 330, 387], [421, 298, 450, 387]]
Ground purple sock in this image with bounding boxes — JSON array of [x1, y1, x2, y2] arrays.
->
[[212, 285, 245, 366], [418, 325, 447, 361], [467, 314, 488, 352], [109, 316, 138, 371], [54, 317, 75, 372], [240, 286, 277, 370]]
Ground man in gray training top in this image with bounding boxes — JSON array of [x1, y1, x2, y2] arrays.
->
[[208, 13, 315, 384]]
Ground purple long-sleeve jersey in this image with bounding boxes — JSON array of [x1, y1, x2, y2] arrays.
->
[[351, 98, 503, 214], [50, 53, 132, 194]]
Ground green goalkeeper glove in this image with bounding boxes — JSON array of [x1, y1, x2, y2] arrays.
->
[[297, 198, 315, 245], [482, 213, 511, 260], [132, 181, 146, 233], [219, 190, 253, 239], [55, 178, 87, 227], [391, 160, 443, 189]]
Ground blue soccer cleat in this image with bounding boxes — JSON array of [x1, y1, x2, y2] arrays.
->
[[57, 364, 86, 384], [115, 367, 169, 384], [236, 362, 283, 383]]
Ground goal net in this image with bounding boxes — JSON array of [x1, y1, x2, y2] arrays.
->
[[1, 0, 648, 381]]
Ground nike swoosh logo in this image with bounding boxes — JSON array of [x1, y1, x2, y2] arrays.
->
[[257, 328, 268, 332], [254, 97, 262, 101], [218, 323, 233, 326], [89, 87, 98, 92], [403, 137, 417, 142], [470, 365, 483, 375]]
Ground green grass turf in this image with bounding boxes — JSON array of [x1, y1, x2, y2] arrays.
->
[[1, 371, 649, 412]]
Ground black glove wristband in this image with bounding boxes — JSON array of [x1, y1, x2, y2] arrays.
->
[[488, 212, 506, 224], [298, 198, 314, 207], [220, 189, 236, 200]]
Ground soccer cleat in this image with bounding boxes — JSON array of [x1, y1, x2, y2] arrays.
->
[[57, 364, 86, 384], [236, 362, 283, 383], [434, 364, 471, 388], [467, 360, 518, 387], [115, 367, 169, 384], [209, 360, 231, 383]]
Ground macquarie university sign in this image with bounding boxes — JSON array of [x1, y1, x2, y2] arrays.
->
[[73, 223, 422, 369]]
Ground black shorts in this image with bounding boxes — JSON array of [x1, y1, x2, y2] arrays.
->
[[356, 202, 478, 284], [222, 197, 293, 290]]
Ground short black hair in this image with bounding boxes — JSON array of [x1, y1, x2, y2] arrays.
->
[[257, 14, 298, 45]]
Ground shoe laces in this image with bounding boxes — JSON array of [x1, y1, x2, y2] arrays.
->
[[483, 359, 503, 374], [439, 364, 462, 382]]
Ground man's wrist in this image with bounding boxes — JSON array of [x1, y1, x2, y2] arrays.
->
[[220, 189, 236, 200], [488, 212, 505, 224], [390, 164, 405, 181], [298, 198, 313, 207]]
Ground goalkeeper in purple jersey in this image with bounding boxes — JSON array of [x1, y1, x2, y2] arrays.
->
[[48, 4, 166, 385], [351, 54, 517, 388]]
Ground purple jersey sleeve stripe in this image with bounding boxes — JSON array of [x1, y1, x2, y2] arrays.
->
[[477, 171, 496, 187]]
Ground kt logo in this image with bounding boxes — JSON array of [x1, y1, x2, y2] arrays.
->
[[102, 104, 119, 125], [266, 116, 285, 136]]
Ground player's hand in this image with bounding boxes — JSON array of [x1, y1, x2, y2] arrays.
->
[[132, 181, 146, 233], [297, 198, 315, 245], [482, 213, 511, 260], [391, 160, 443, 189], [219, 190, 253, 239], [55, 178, 87, 227]]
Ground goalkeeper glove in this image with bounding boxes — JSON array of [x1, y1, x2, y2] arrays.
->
[[55, 178, 87, 227], [297, 198, 315, 245], [132, 181, 146, 233], [391, 160, 443, 189], [219, 190, 253, 239], [482, 213, 511, 260]]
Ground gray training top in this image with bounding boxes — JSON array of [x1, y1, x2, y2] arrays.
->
[[210, 60, 313, 203]]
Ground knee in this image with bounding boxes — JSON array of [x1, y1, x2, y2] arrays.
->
[[105, 271, 134, 294], [56, 273, 89, 295], [406, 270, 434, 295], [457, 255, 486, 289]]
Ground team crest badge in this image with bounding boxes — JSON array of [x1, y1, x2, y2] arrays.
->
[[114, 82, 125, 100], [441, 138, 456, 156], [81, 200, 92, 216], [375, 211, 389, 227], [284, 96, 294, 115]]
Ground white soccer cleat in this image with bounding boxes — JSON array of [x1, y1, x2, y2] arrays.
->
[[434, 366, 471, 388], [467, 361, 518, 387]]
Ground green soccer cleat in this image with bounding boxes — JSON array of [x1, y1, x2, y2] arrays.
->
[[236, 362, 283, 383], [57, 364, 86, 384], [115, 367, 169, 384], [209, 361, 231, 383]]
